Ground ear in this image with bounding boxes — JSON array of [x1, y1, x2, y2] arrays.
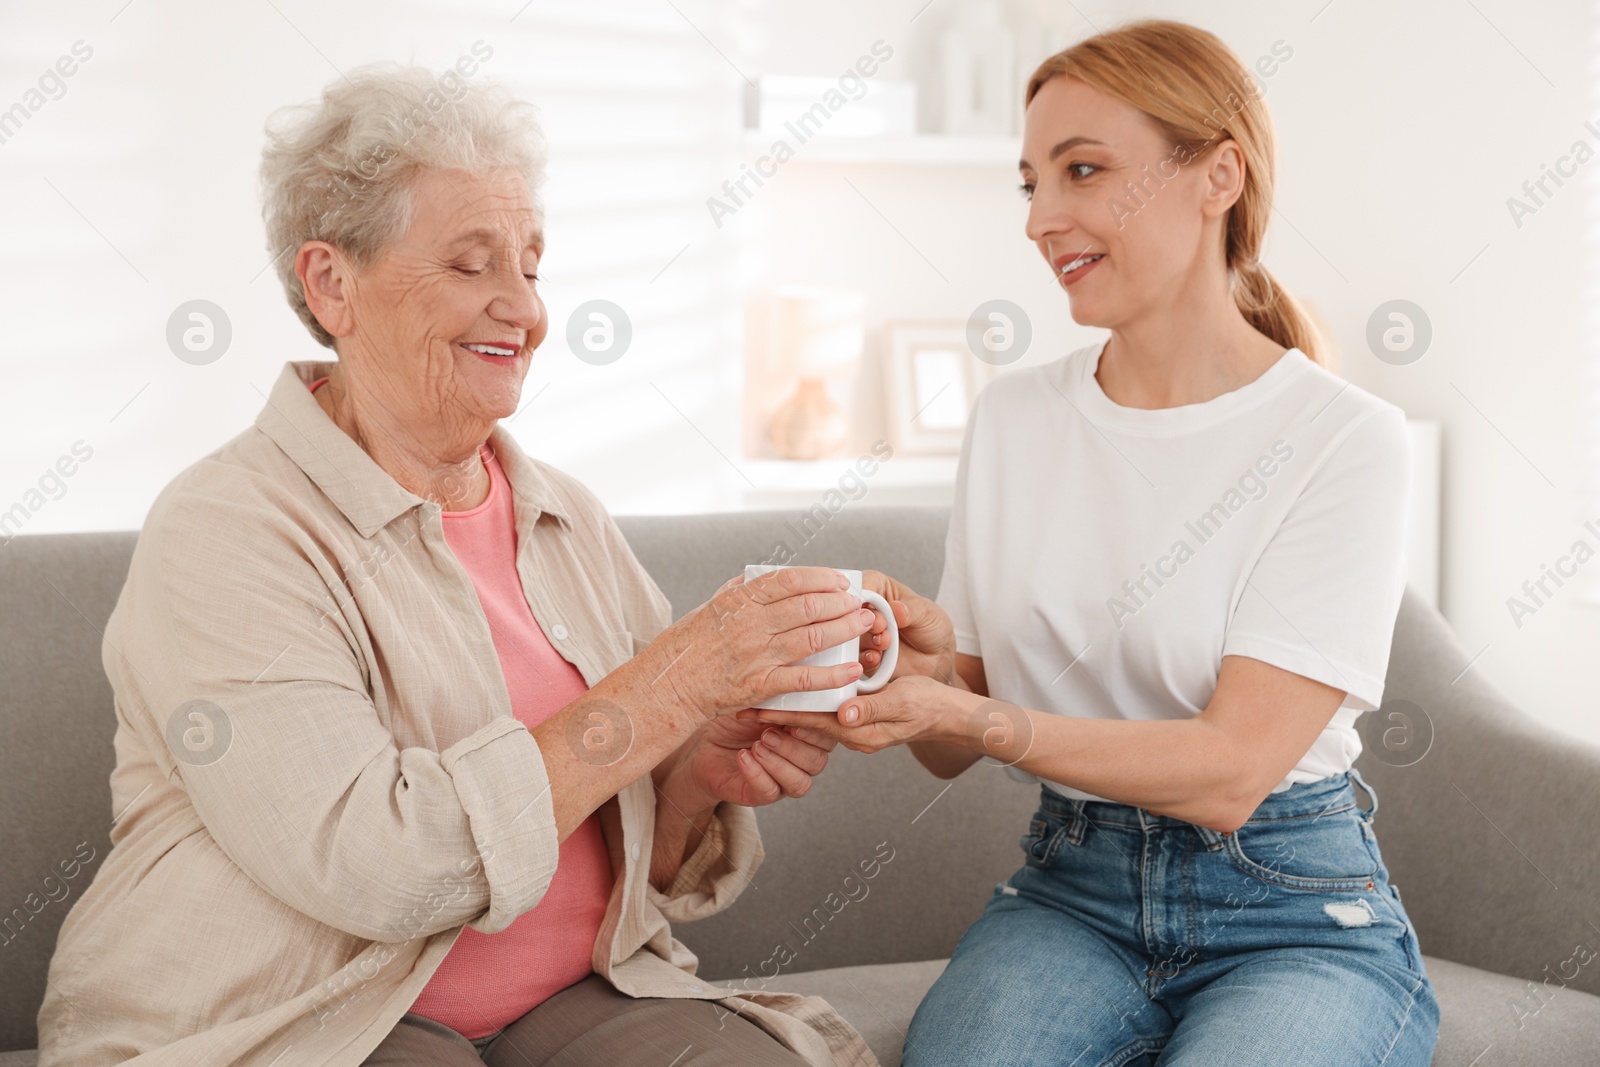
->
[[297, 241, 358, 341], [1200, 140, 1248, 220]]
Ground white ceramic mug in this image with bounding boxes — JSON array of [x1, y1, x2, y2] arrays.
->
[[744, 564, 900, 712]]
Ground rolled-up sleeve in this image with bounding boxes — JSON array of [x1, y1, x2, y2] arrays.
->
[[438, 717, 560, 934], [121, 486, 559, 942]]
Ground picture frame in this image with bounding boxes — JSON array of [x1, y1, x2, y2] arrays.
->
[[881, 321, 995, 455]]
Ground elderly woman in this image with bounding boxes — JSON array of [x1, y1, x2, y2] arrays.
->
[[36, 65, 885, 1066]]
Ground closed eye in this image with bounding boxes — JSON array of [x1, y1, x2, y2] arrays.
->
[[454, 265, 541, 282]]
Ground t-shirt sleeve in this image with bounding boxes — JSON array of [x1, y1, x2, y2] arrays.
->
[[936, 386, 984, 657], [1221, 407, 1411, 712]]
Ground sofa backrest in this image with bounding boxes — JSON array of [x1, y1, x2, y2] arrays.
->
[[1, 532, 133, 1053], [1349, 590, 1600, 1001], [4, 506, 1598, 1053]]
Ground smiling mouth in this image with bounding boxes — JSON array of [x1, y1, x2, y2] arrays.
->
[[1058, 253, 1104, 276], [459, 342, 520, 359]]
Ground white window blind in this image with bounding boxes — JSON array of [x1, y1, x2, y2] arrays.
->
[[0, 0, 750, 541], [401, 0, 749, 513]]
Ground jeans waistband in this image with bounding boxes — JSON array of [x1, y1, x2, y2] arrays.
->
[[1037, 769, 1377, 847]]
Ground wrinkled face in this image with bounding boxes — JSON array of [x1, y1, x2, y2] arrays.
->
[[1020, 76, 1224, 331], [341, 166, 547, 429]]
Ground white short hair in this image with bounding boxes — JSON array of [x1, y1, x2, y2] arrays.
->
[[259, 62, 546, 348]]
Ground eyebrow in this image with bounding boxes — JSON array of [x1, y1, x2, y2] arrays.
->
[[1018, 136, 1108, 171], [451, 226, 543, 252]]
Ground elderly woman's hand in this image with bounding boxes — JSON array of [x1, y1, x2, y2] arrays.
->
[[660, 718, 836, 809], [634, 566, 870, 888], [648, 715, 840, 890], [541, 564, 878, 874], [626, 565, 878, 724]]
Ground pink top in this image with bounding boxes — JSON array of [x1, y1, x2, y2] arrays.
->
[[308, 378, 614, 1038]]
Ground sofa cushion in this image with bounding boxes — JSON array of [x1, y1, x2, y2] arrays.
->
[[1, 952, 1591, 1067], [748, 955, 1600, 1067], [1421, 956, 1600, 1065], [746, 959, 943, 1067]]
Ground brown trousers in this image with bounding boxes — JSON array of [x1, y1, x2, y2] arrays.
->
[[361, 974, 809, 1066]]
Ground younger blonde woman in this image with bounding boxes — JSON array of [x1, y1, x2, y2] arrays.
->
[[750, 20, 1439, 1066]]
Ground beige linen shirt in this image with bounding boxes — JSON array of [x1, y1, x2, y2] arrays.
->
[[37, 360, 876, 1067]]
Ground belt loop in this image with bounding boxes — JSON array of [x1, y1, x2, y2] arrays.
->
[[1348, 767, 1379, 822], [1067, 799, 1089, 844]]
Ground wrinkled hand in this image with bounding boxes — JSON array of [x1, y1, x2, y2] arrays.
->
[[661, 717, 837, 811], [857, 570, 957, 685], [627, 566, 877, 725], [741, 675, 981, 755]]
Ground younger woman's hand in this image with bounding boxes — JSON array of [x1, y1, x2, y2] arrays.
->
[[739, 675, 983, 755], [858, 571, 957, 685]]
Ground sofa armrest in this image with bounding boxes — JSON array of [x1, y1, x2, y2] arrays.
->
[[1356, 590, 1600, 996]]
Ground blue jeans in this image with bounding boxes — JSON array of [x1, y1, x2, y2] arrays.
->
[[904, 770, 1439, 1066]]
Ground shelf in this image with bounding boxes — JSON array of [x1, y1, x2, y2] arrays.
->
[[742, 454, 957, 491], [740, 131, 1019, 167]]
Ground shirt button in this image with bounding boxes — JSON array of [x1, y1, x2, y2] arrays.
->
[[551, 623, 569, 641], [630, 842, 641, 861]]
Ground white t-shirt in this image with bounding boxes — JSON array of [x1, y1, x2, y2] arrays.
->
[[937, 340, 1411, 801]]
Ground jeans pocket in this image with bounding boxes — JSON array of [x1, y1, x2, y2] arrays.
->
[[1222, 806, 1379, 891]]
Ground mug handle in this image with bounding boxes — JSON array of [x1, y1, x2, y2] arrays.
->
[[854, 590, 900, 693]]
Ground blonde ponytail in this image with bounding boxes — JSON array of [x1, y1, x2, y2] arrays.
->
[[1026, 21, 1329, 367], [1232, 261, 1329, 368]]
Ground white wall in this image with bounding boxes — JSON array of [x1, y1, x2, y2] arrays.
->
[[4, 0, 1599, 748], [1141, 0, 1600, 750]]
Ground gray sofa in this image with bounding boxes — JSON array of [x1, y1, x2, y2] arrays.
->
[[2, 506, 1597, 1066]]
